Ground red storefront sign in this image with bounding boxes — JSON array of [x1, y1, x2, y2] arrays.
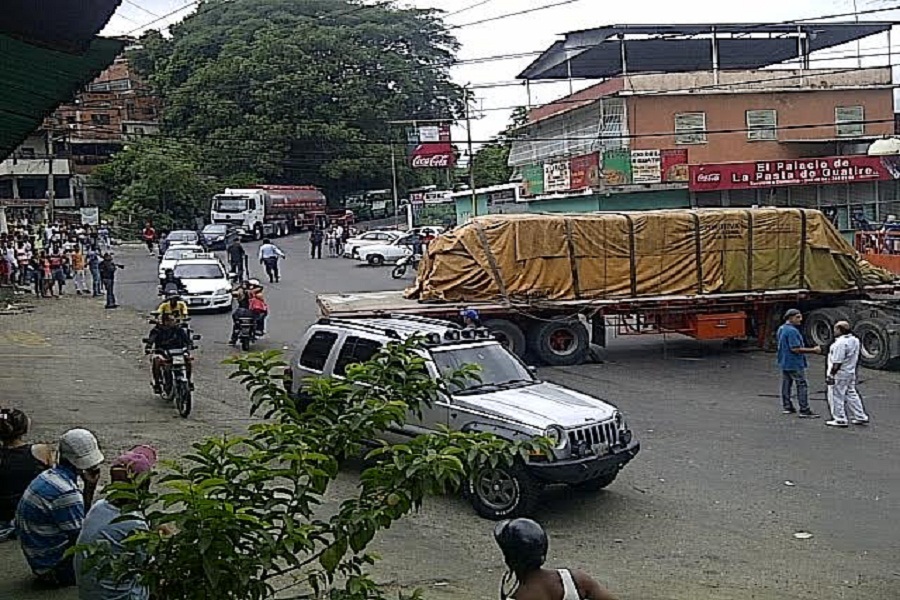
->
[[569, 153, 600, 189], [660, 149, 689, 182], [408, 123, 455, 169], [689, 155, 900, 192]]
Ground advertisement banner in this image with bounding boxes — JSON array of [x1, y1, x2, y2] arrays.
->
[[602, 149, 632, 186], [543, 160, 571, 193], [407, 123, 455, 169], [660, 149, 689, 182], [631, 149, 662, 184], [689, 155, 900, 192], [521, 164, 545, 196], [569, 153, 601, 190]]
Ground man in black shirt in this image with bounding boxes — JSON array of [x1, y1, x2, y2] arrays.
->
[[98, 253, 123, 309], [145, 313, 193, 393], [226, 239, 247, 281]]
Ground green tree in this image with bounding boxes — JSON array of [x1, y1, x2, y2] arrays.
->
[[91, 139, 226, 229], [78, 342, 545, 600], [472, 107, 528, 188], [129, 0, 465, 200]]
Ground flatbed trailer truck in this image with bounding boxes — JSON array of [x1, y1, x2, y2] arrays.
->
[[318, 284, 900, 369]]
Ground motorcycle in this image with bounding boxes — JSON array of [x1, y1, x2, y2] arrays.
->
[[236, 315, 258, 351], [391, 253, 421, 279], [143, 334, 201, 419]]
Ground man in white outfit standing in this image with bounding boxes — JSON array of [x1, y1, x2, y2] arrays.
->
[[825, 321, 870, 428]]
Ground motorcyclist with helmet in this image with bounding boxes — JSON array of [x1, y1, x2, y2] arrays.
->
[[144, 312, 194, 394], [460, 307, 481, 329], [229, 279, 266, 345], [156, 291, 189, 323], [159, 268, 186, 296], [494, 518, 616, 600]]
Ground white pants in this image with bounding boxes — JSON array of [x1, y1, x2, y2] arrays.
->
[[72, 269, 86, 292], [827, 376, 869, 422]]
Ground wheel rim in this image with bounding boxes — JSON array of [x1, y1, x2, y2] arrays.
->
[[475, 468, 519, 512], [548, 327, 577, 356], [860, 330, 883, 360], [812, 320, 832, 345]]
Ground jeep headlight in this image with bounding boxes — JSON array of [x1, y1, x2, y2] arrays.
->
[[614, 411, 626, 430], [543, 425, 568, 450]]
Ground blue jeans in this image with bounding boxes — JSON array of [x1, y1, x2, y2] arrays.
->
[[781, 370, 810, 412], [90, 268, 101, 295], [103, 278, 116, 307]]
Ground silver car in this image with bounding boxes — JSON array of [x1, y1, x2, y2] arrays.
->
[[288, 316, 640, 519]]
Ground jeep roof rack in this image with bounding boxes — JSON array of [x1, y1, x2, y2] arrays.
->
[[317, 317, 402, 340]]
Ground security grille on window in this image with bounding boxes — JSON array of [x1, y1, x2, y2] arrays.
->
[[674, 112, 707, 145], [835, 106, 864, 137], [746, 109, 777, 141]]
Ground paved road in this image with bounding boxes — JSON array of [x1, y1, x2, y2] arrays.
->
[[2, 236, 899, 600]]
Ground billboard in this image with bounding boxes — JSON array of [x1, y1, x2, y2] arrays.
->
[[660, 149, 689, 182], [569, 153, 601, 190], [631, 149, 662, 184], [543, 160, 571, 193], [689, 155, 900, 192], [407, 123, 455, 169], [522, 164, 545, 196], [602, 149, 632, 186]]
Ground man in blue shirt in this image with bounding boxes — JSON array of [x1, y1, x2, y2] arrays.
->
[[16, 428, 103, 587], [776, 309, 822, 418]]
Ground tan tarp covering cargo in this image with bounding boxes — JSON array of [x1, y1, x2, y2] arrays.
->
[[406, 209, 895, 303]]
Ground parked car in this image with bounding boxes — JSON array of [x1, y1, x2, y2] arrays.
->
[[166, 230, 202, 248], [171, 254, 233, 312], [287, 315, 640, 519], [158, 244, 205, 279], [342, 230, 401, 258], [200, 223, 238, 250], [355, 234, 417, 266]]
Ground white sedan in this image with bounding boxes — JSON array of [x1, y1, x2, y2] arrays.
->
[[158, 245, 205, 279], [343, 230, 401, 258], [356, 235, 418, 266], [173, 256, 233, 312]]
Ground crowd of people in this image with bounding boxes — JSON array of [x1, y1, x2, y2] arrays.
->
[[0, 220, 124, 308]]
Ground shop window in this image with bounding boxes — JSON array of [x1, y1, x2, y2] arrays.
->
[[835, 106, 864, 137], [674, 112, 707, 145], [746, 109, 777, 141]]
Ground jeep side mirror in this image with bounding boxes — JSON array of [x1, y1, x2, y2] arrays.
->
[[141, 338, 151, 344], [192, 334, 202, 341], [527, 366, 537, 375]]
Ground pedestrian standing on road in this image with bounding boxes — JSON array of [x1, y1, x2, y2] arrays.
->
[[227, 238, 247, 281], [494, 518, 617, 600], [16, 428, 104, 589], [49, 243, 67, 296], [258, 238, 285, 283], [310, 228, 324, 259], [99, 253, 124, 309], [75, 445, 157, 600], [69, 244, 87, 295], [98, 224, 111, 252], [0, 408, 54, 542], [825, 320, 870, 428], [141, 223, 156, 256], [776, 309, 821, 418], [86, 246, 102, 297]]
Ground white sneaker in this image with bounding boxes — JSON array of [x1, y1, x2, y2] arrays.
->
[[850, 418, 870, 425], [826, 419, 849, 428]]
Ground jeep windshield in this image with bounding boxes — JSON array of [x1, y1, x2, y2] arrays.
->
[[213, 196, 248, 212], [432, 344, 534, 395]]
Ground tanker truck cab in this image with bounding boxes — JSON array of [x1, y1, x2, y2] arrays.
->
[[287, 315, 640, 519], [210, 188, 268, 240]]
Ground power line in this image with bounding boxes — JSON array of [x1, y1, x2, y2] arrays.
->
[[443, 0, 498, 19], [447, 0, 585, 29], [123, 0, 161, 19]]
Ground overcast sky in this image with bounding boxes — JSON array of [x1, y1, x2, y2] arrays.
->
[[101, 0, 896, 147]]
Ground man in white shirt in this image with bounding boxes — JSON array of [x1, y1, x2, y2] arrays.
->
[[825, 320, 870, 428], [258, 238, 286, 283]]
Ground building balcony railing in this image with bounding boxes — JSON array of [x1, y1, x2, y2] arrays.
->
[[0, 158, 70, 177]]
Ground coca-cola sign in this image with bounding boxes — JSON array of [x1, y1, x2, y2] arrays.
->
[[411, 154, 451, 168], [408, 123, 455, 169]]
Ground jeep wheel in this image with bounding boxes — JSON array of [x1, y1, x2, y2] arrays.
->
[[572, 470, 618, 492], [466, 463, 542, 520]]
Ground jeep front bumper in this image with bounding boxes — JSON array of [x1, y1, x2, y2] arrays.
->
[[526, 439, 640, 485]]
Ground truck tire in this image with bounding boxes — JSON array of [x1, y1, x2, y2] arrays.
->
[[466, 462, 542, 520], [854, 318, 895, 370], [527, 319, 589, 366], [803, 308, 848, 348], [572, 469, 618, 492], [483, 319, 526, 358]]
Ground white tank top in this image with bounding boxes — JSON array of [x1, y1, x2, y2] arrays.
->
[[558, 569, 580, 600]]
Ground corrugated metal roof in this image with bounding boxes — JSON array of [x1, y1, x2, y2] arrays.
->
[[0, 0, 125, 160], [519, 22, 896, 80]]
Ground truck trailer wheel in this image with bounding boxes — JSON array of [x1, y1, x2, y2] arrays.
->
[[855, 318, 895, 370], [483, 319, 526, 358], [527, 319, 589, 366], [803, 308, 852, 348]]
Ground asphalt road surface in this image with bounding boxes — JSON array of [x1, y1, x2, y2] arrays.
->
[[3, 233, 899, 600]]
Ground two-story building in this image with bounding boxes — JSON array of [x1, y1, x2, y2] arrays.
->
[[500, 21, 900, 231]]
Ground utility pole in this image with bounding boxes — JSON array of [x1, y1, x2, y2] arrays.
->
[[465, 86, 477, 217], [390, 140, 400, 227], [45, 123, 55, 223]]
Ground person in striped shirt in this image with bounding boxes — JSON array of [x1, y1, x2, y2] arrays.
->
[[16, 428, 104, 588]]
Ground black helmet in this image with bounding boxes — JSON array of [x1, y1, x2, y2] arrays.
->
[[493, 518, 548, 573]]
